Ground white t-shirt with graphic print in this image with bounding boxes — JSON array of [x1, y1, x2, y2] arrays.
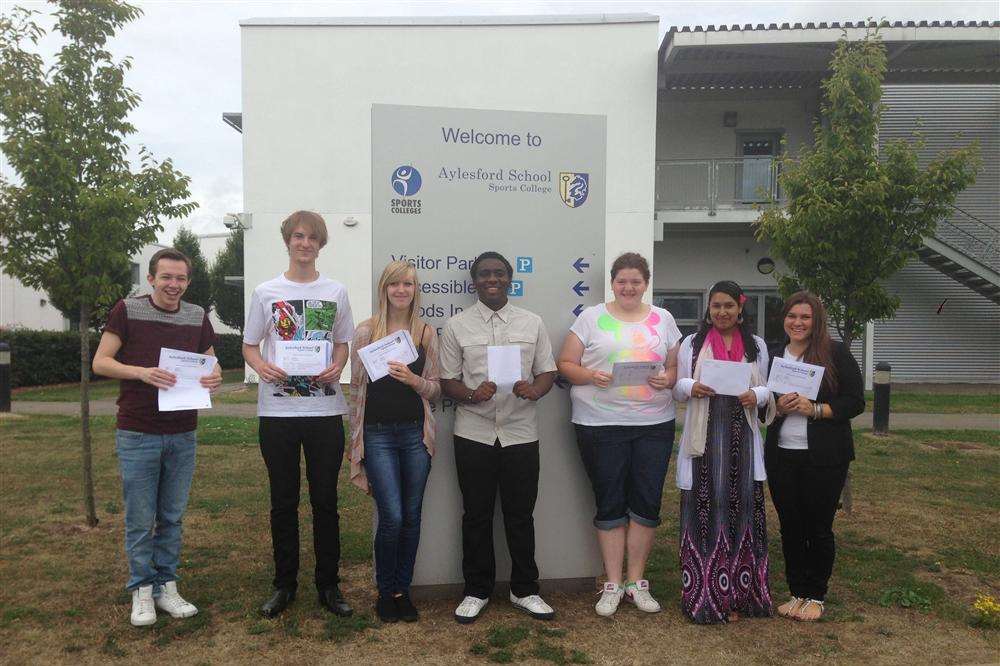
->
[[568, 304, 682, 426], [244, 273, 355, 417]]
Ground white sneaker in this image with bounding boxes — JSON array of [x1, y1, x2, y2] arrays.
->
[[595, 582, 624, 617], [454, 596, 489, 624], [624, 579, 661, 613], [155, 581, 199, 618], [509, 592, 555, 620], [130, 585, 157, 626]]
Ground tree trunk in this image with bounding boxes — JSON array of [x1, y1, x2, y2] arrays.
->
[[79, 302, 98, 527]]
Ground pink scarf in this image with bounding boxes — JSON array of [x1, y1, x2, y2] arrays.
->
[[706, 327, 744, 362]]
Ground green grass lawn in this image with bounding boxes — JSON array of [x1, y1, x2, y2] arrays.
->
[[0, 415, 996, 664], [863, 390, 999, 414]]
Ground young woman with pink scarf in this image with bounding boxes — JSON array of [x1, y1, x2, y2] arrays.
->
[[673, 280, 776, 624]]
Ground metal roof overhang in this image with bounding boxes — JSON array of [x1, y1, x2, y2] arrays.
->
[[659, 22, 1000, 90]]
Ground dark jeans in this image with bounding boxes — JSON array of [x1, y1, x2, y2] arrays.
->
[[259, 415, 345, 592], [574, 420, 675, 530], [767, 447, 849, 601], [454, 436, 540, 599], [363, 420, 432, 596]]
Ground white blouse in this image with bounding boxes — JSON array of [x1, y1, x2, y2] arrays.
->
[[672, 334, 771, 490]]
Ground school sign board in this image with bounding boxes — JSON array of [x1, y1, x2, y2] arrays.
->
[[372, 104, 606, 590]]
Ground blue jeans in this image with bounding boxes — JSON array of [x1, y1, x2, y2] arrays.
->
[[575, 420, 676, 530], [115, 429, 197, 591], [363, 420, 431, 596]]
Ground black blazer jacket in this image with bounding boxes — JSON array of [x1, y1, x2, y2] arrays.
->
[[764, 340, 865, 469]]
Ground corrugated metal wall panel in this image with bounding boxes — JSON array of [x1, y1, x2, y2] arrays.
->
[[874, 260, 1000, 383], [880, 84, 999, 270], [874, 85, 1000, 383]]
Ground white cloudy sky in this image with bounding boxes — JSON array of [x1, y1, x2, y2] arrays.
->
[[4, 0, 997, 242]]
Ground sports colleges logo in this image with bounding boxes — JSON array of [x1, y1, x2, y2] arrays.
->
[[390, 165, 422, 215], [559, 172, 589, 208], [391, 165, 422, 196]]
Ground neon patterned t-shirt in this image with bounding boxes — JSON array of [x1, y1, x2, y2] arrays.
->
[[568, 304, 682, 426]]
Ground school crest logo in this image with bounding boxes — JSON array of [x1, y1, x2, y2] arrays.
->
[[391, 165, 422, 196], [559, 172, 589, 208]]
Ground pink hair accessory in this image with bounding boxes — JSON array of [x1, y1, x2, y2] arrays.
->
[[739, 294, 747, 305]]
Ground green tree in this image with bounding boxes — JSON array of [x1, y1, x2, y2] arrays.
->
[[171, 226, 212, 311], [755, 27, 979, 347], [0, 1, 197, 527], [209, 227, 244, 333]]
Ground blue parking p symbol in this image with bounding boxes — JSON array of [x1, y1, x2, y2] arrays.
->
[[509, 280, 524, 297], [516, 257, 533, 273]]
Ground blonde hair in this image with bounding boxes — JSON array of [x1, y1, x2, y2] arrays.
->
[[280, 210, 329, 248], [370, 260, 425, 344]]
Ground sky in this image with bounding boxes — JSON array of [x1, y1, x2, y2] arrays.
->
[[3, 0, 997, 243]]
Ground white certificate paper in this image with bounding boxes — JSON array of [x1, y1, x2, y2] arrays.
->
[[610, 361, 660, 387], [487, 345, 522, 393], [157, 348, 217, 412], [358, 330, 418, 382], [274, 340, 330, 376], [700, 359, 752, 397], [768, 357, 826, 400]]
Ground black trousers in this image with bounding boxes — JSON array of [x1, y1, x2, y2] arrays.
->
[[454, 436, 540, 599], [767, 447, 849, 601], [259, 416, 345, 592]]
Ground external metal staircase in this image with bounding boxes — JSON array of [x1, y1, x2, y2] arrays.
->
[[918, 207, 1000, 305]]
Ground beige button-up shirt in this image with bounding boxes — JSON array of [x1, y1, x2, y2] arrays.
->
[[440, 300, 557, 446]]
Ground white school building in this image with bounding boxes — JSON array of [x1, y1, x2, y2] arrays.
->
[[225, 16, 999, 388], [224, 15, 998, 591]]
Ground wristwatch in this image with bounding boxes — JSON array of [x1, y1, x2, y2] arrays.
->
[[466, 391, 474, 403]]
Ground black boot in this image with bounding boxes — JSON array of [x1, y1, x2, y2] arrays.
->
[[260, 588, 295, 618], [376, 595, 399, 623], [318, 587, 353, 617], [394, 593, 418, 622]]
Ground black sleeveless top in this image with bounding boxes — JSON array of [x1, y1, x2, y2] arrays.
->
[[364, 335, 426, 425]]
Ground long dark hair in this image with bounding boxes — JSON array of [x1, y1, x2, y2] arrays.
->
[[781, 291, 838, 393], [692, 280, 758, 363]]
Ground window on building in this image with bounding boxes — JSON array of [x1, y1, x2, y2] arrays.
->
[[743, 290, 785, 347], [653, 291, 703, 337], [130, 262, 140, 286]]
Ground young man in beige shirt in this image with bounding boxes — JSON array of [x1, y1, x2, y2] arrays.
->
[[439, 251, 557, 624]]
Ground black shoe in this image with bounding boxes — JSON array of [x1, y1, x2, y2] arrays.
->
[[376, 595, 399, 623], [394, 593, 418, 622], [318, 587, 353, 617], [260, 588, 295, 618]]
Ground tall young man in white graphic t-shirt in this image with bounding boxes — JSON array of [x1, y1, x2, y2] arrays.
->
[[243, 211, 355, 619]]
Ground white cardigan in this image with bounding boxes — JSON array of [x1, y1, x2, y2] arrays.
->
[[672, 334, 771, 490]]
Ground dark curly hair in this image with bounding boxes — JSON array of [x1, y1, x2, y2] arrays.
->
[[469, 251, 513, 280]]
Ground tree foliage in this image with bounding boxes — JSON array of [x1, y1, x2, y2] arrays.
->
[[0, 1, 197, 526], [209, 227, 245, 333], [171, 226, 212, 311], [755, 28, 979, 346]]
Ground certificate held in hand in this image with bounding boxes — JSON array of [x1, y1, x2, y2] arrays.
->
[[767, 357, 825, 400], [358, 330, 418, 382], [487, 345, 522, 393], [700, 359, 752, 397], [275, 340, 331, 376], [157, 347, 217, 412]]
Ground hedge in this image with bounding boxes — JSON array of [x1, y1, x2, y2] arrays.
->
[[1, 329, 244, 388]]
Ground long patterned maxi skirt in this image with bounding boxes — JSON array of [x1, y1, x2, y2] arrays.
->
[[679, 394, 773, 624]]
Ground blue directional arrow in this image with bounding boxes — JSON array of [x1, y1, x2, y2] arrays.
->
[[573, 257, 590, 273], [572, 281, 589, 297], [572, 304, 585, 317], [554, 375, 570, 390]]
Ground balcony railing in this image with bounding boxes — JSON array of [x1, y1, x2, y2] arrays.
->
[[656, 157, 781, 213]]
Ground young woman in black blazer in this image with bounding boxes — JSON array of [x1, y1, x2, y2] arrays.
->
[[765, 291, 865, 621]]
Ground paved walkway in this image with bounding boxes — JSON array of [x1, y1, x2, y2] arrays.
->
[[8, 399, 998, 430]]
